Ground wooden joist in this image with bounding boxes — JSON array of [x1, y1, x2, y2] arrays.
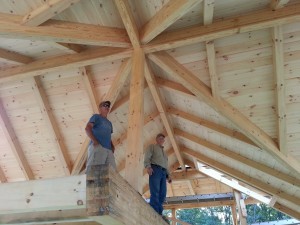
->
[[0, 47, 132, 83], [0, 47, 34, 64], [0, 13, 130, 47], [144, 2, 300, 52]]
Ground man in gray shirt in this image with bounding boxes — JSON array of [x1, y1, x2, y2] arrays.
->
[[144, 133, 172, 216]]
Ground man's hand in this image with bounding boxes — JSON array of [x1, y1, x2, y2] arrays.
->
[[147, 167, 153, 176], [93, 141, 99, 147], [167, 177, 172, 183]]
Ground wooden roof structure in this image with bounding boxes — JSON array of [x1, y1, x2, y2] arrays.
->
[[0, 0, 300, 223]]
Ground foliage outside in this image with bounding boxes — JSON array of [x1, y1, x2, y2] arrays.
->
[[163, 203, 290, 225]]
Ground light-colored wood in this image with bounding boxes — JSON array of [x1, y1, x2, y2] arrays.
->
[[231, 204, 238, 225], [80, 67, 99, 114], [148, 51, 300, 175], [271, 0, 290, 9], [54, 42, 85, 53], [0, 13, 130, 47], [31, 76, 72, 175], [206, 40, 219, 98], [176, 128, 300, 187], [0, 47, 132, 83], [269, 195, 278, 207], [144, 2, 300, 53], [114, 0, 140, 48], [0, 174, 86, 224], [171, 169, 206, 181], [71, 138, 90, 175], [168, 107, 256, 146], [22, 0, 81, 26], [0, 166, 7, 183], [144, 61, 185, 169], [274, 202, 300, 220], [203, 0, 214, 25], [0, 98, 34, 180], [171, 208, 176, 225], [140, 0, 201, 44], [104, 58, 132, 106], [183, 147, 300, 207], [125, 48, 144, 192], [233, 190, 247, 225], [272, 26, 287, 154], [195, 159, 270, 204], [187, 180, 195, 195], [0, 47, 33, 64]]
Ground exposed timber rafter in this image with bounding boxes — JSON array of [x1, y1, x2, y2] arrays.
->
[[0, 99, 34, 180], [271, 0, 290, 9], [0, 13, 130, 47], [175, 128, 300, 187], [31, 76, 72, 175], [182, 147, 300, 207], [0, 48, 34, 64], [140, 0, 201, 44], [144, 2, 300, 53], [144, 61, 185, 169], [0, 47, 132, 83], [114, 0, 140, 48], [272, 26, 287, 154], [148, 51, 300, 175], [22, 0, 81, 26], [168, 107, 256, 147]]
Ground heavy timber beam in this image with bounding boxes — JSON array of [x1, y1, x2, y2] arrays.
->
[[0, 13, 130, 47], [144, 2, 300, 53], [0, 165, 168, 225]]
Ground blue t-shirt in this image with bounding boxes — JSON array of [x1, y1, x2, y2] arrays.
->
[[88, 114, 113, 150]]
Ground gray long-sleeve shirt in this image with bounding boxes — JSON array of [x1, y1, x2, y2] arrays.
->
[[144, 144, 169, 176]]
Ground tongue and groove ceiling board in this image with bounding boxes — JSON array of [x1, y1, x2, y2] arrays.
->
[[0, 0, 300, 221]]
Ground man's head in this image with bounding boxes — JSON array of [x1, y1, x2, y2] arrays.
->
[[156, 133, 165, 146], [99, 101, 111, 117]]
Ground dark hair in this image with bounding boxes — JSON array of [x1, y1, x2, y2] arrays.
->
[[156, 133, 165, 139], [99, 100, 111, 108]]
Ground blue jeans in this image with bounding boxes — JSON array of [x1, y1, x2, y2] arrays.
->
[[149, 164, 167, 215]]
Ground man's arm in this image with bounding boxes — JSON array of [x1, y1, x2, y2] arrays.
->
[[111, 141, 115, 153], [85, 122, 99, 146], [144, 145, 153, 175]]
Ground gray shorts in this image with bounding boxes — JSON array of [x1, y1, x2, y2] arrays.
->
[[86, 144, 116, 170]]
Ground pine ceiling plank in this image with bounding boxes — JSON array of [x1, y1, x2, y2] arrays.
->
[[104, 58, 132, 106], [187, 180, 196, 195], [114, 0, 140, 48], [182, 147, 300, 207], [144, 2, 300, 53], [0, 13, 130, 47], [144, 61, 185, 169], [271, 0, 290, 9], [0, 47, 34, 64], [125, 48, 144, 192], [140, 0, 200, 44], [148, 51, 300, 175], [0, 166, 7, 183], [272, 26, 287, 155], [0, 47, 132, 83], [168, 107, 256, 147], [22, 0, 81, 26], [0, 99, 34, 180], [175, 128, 300, 188], [31, 76, 72, 175]]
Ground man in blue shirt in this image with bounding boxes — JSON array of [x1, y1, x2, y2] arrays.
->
[[85, 100, 116, 170]]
